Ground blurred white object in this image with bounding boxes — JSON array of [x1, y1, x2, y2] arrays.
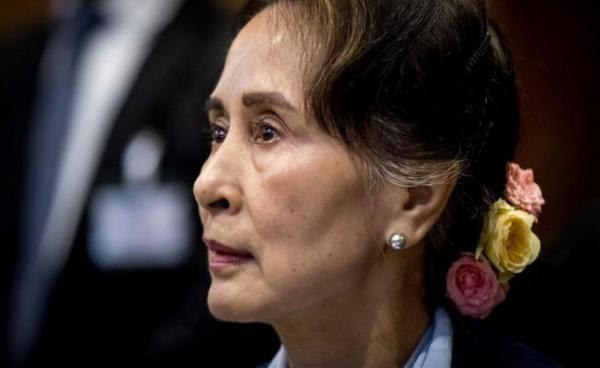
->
[[88, 128, 192, 269], [122, 129, 164, 184], [88, 182, 192, 269]]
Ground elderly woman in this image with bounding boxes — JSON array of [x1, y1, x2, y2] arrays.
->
[[194, 0, 556, 367]]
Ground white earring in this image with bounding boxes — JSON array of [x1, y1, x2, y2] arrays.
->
[[389, 233, 407, 250]]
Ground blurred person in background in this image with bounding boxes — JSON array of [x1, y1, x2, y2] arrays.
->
[[0, 0, 277, 366]]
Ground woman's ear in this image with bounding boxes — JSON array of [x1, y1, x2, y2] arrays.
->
[[382, 179, 457, 249]]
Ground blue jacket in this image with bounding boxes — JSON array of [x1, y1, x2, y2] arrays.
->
[[450, 316, 559, 368]]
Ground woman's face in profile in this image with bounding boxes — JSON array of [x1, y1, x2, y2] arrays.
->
[[194, 8, 392, 323]]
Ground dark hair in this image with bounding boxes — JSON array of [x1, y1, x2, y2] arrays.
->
[[241, 0, 520, 310]]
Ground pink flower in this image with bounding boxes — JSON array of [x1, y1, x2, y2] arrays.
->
[[505, 162, 545, 221], [446, 253, 507, 319]]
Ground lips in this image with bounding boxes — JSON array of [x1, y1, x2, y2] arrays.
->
[[204, 239, 254, 267]]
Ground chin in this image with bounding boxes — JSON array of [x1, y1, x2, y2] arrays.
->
[[207, 283, 263, 323]]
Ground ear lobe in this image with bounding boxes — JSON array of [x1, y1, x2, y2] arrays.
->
[[383, 180, 457, 249]]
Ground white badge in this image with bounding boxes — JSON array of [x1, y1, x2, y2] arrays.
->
[[87, 129, 193, 269], [88, 183, 193, 269]]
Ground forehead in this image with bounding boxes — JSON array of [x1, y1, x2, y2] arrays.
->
[[212, 7, 309, 106]]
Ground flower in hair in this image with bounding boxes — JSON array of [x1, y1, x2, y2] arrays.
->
[[446, 252, 507, 319], [476, 199, 540, 282], [505, 163, 545, 221], [446, 162, 544, 318]]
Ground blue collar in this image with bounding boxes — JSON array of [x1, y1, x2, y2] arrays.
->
[[403, 307, 453, 368]]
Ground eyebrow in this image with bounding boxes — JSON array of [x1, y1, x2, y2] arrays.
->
[[242, 92, 297, 112], [204, 92, 298, 115], [204, 97, 224, 114]]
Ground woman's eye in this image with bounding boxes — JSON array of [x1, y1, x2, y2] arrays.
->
[[210, 124, 227, 143], [252, 119, 280, 144]]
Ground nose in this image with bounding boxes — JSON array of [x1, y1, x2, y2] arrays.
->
[[193, 142, 244, 217]]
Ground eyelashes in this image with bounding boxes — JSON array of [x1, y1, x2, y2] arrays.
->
[[249, 117, 280, 144], [209, 123, 227, 143], [208, 114, 282, 146]]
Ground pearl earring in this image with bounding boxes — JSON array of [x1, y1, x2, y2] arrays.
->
[[389, 233, 407, 250]]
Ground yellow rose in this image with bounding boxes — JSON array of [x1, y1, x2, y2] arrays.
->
[[476, 199, 540, 279]]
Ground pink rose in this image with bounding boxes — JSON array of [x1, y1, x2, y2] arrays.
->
[[446, 253, 507, 319], [505, 162, 545, 221]]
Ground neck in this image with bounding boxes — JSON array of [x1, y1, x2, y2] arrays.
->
[[270, 248, 430, 368]]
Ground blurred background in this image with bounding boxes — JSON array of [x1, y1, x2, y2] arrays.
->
[[1, 0, 598, 367]]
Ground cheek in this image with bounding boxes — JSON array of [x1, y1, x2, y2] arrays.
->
[[251, 145, 361, 249], [245, 146, 380, 311]]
